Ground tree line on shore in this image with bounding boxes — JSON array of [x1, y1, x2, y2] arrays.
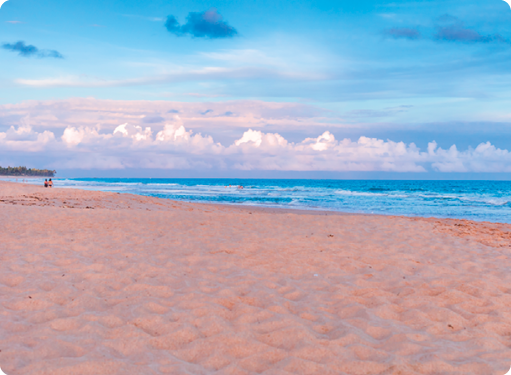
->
[[0, 166, 56, 177]]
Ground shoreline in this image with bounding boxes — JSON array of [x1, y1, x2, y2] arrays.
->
[[2, 177, 510, 225], [2, 180, 509, 248], [0, 177, 397, 220]]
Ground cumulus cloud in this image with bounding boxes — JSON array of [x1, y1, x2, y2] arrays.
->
[[234, 129, 287, 148], [429, 141, 511, 172], [165, 9, 238, 39], [62, 126, 106, 147], [384, 27, 421, 40], [0, 125, 55, 152], [1, 118, 510, 173], [1, 99, 510, 173], [114, 123, 152, 142], [2, 41, 64, 58]]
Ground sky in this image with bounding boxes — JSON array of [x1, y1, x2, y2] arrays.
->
[[1, 0, 511, 177]]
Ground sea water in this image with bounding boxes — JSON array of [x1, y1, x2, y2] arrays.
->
[[8, 178, 511, 223]]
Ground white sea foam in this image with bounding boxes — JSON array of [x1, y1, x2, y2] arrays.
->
[[5, 178, 511, 223], [335, 189, 412, 198], [335, 190, 389, 197], [144, 183, 179, 186], [414, 193, 458, 200], [459, 196, 510, 206]]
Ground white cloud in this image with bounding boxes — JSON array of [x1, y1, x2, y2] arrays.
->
[[0, 99, 510, 173], [62, 126, 106, 146], [306, 131, 336, 151], [156, 124, 190, 143], [1, 121, 510, 172], [229, 130, 427, 172], [0, 126, 55, 152], [430, 141, 511, 173], [234, 130, 289, 150]]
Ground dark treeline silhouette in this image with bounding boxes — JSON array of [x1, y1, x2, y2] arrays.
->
[[0, 166, 56, 177]]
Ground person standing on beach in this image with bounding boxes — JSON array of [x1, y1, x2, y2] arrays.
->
[[44, 179, 48, 188], [48, 179, 53, 188]]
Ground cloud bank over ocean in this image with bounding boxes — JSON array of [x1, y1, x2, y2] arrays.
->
[[1, 99, 510, 173]]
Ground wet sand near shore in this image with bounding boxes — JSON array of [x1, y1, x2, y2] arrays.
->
[[0, 180, 510, 375]]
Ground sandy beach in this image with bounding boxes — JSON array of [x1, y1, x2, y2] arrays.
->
[[0, 180, 510, 375]]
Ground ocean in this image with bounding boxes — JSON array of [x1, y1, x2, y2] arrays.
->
[[7, 178, 511, 223]]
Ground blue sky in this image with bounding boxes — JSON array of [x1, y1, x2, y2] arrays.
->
[[1, 0, 511, 176]]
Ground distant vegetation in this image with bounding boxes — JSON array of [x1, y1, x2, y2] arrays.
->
[[0, 166, 56, 177]]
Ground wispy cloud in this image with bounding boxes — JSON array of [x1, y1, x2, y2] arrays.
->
[[346, 105, 413, 118], [165, 9, 238, 39], [5, 21, 23, 24], [384, 27, 421, 40], [0, 98, 327, 134], [121, 14, 164, 22], [2, 41, 64, 58], [384, 15, 509, 45], [14, 66, 327, 88], [182, 93, 227, 98], [434, 24, 508, 44]]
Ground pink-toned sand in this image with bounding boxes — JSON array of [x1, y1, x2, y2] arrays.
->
[[0, 180, 510, 375]]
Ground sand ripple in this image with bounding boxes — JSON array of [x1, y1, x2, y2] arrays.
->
[[0, 181, 510, 374]]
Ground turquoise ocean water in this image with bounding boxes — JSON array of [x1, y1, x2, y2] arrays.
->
[[8, 178, 511, 223]]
